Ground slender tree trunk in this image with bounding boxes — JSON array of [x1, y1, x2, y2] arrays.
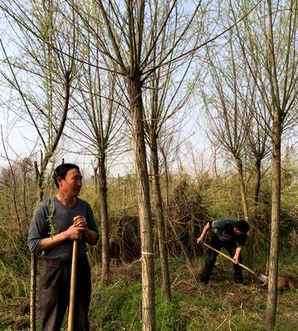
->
[[127, 75, 155, 331], [247, 159, 262, 266], [265, 114, 281, 330], [29, 70, 71, 327], [150, 135, 171, 302], [94, 166, 98, 194], [160, 147, 170, 214], [30, 253, 37, 331], [97, 157, 110, 284], [236, 159, 249, 220], [254, 159, 262, 209], [30, 165, 45, 331]]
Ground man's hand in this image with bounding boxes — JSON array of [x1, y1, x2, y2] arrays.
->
[[73, 215, 87, 229], [232, 256, 239, 264], [196, 222, 210, 245], [38, 215, 89, 250], [233, 247, 241, 264], [65, 215, 87, 240], [196, 236, 204, 244]]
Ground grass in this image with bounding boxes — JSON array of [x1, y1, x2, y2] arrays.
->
[[0, 253, 30, 330], [88, 254, 298, 330], [90, 279, 186, 331], [1, 255, 298, 330]]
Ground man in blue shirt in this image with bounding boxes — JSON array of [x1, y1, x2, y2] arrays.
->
[[197, 219, 250, 284]]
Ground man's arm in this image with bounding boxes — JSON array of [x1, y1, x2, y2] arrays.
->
[[233, 246, 241, 264], [197, 222, 210, 244], [83, 228, 98, 245], [38, 223, 86, 251]]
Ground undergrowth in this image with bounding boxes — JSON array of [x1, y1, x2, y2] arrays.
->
[[1, 255, 298, 330], [90, 281, 186, 330]]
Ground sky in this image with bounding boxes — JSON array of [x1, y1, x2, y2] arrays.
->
[[0, 2, 215, 177]]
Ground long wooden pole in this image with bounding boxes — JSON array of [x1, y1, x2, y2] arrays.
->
[[68, 240, 78, 331], [202, 242, 257, 276]]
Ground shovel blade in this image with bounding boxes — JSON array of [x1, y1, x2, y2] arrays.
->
[[257, 273, 268, 285]]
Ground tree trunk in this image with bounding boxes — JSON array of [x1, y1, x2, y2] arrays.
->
[[160, 146, 170, 224], [265, 114, 281, 330], [97, 157, 110, 284], [30, 167, 45, 331], [94, 166, 99, 194], [236, 159, 249, 220], [127, 75, 155, 331], [254, 159, 262, 209], [150, 135, 171, 302], [30, 253, 37, 331]]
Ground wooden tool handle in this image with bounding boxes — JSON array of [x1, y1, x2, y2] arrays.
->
[[202, 242, 257, 276], [68, 240, 78, 331]]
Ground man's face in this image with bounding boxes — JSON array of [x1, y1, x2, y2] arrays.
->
[[58, 168, 82, 197]]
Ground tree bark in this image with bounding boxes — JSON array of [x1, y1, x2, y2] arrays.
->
[[265, 114, 281, 330], [254, 159, 262, 209], [30, 165, 46, 331], [30, 253, 37, 331], [29, 71, 71, 330], [97, 157, 110, 284], [127, 75, 155, 331], [236, 159, 249, 220], [150, 134, 171, 302], [160, 147, 170, 214]]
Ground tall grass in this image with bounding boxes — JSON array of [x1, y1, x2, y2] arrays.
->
[[90, 280, 186, 330]]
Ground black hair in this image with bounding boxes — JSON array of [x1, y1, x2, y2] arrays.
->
[[235, 220, 250, 234], [53, 163, 80, 188]]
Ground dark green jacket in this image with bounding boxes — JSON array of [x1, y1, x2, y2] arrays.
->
[[210, 219, 247, 246]]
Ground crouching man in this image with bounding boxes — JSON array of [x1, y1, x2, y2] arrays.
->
[[28, 163, 99, 331], [197, 219, 250, 284]]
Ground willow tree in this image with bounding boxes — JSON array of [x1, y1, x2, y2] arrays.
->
[[67, 44, 126, 283], [245, 92, 270, 211], [202, 35, 252, 220], [0, 1, 78, 329], [70, 1, 213, 329], [231, 0, 298, 328], [142, 4, 199, 301]]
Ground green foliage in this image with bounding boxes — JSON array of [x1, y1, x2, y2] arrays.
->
[[0, 254, 30, 330], [90, 281, 186, 330], [1, 155, 298, 330], [90, 281, 142, 330], [0, 259, 28, 302], [155, 290, 187, 331], [202, 173, 246, 220]]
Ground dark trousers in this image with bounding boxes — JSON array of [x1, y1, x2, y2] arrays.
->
[[40, 256, 91, 331], [199, 235, 243, 283]]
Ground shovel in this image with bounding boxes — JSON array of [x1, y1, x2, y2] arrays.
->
[[202, 242, 265, 282], [67, 240, 78, 331]]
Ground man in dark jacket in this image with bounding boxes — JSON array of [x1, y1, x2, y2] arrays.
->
[[28, 163, 99, 331], [197, 219, 250, 284]]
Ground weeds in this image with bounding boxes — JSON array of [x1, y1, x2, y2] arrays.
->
[[90, 280, 186, 331], [1, 255, 298, 330]]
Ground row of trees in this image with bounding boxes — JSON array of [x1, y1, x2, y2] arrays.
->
[[201, 2, 298, 328], [1, 1, 298, 330]]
